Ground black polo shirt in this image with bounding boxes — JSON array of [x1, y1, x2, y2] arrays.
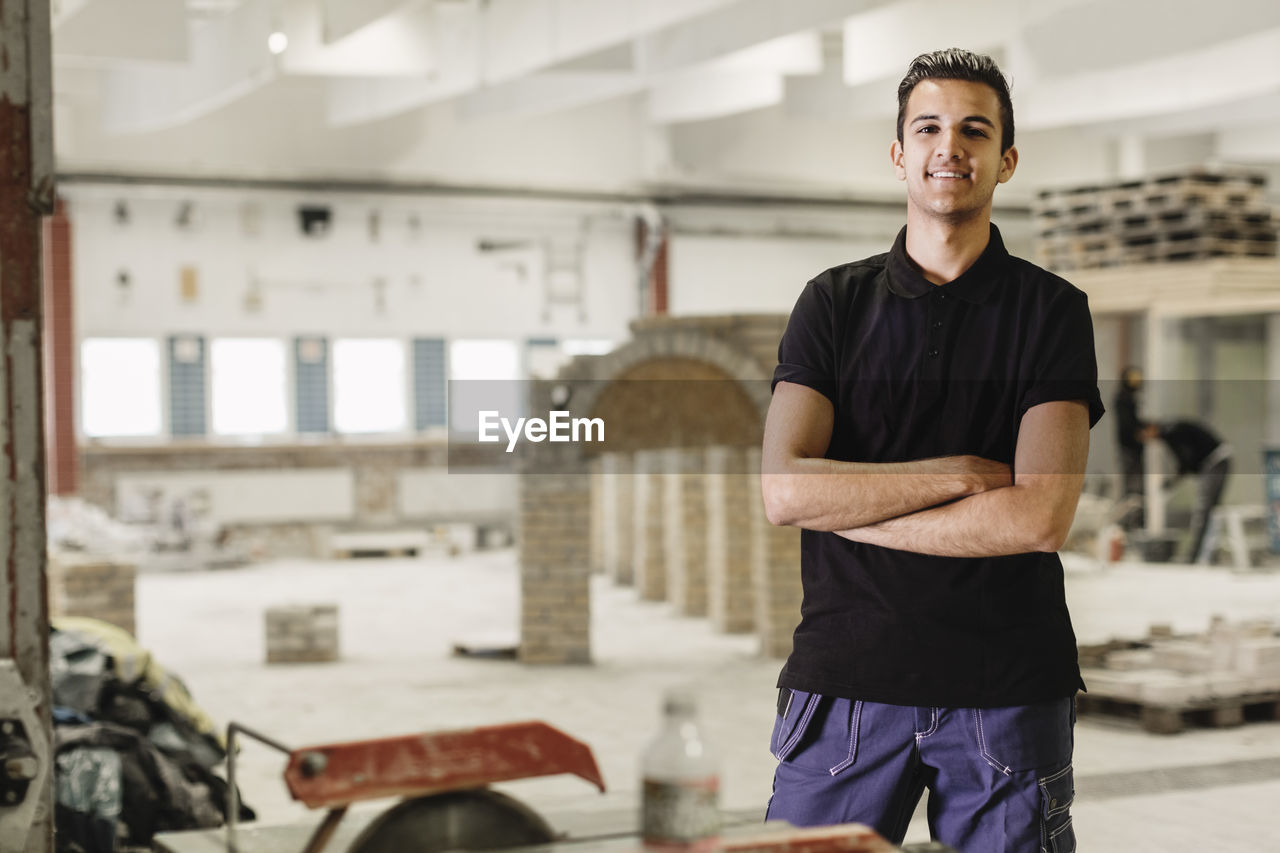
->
[[771, 223, 1104, 708]]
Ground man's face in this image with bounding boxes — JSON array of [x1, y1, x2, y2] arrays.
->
[[890, 78, 1017, 224]]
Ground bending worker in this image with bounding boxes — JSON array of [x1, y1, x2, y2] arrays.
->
[[1142, 419, 1231, 564], [761, 48, 1103, 853]]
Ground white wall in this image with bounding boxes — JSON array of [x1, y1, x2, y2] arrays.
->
[[67, 185, 639, 342]]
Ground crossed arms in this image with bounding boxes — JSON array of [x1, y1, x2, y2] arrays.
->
[[760, 381, 1090, 557]]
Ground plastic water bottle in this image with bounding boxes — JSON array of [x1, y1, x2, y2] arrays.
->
[[641, 690, 720, 850]]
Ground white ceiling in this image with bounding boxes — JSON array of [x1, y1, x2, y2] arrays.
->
[[48, 0, 1280, 200]]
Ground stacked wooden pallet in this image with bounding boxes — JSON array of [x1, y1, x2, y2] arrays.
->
[[1077, 617, 1280, 734], [1034, 170, 1277, 271]]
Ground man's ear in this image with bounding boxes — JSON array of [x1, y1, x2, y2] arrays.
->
[[890, 140, 906, 181], [998, 145, 1019, 184]]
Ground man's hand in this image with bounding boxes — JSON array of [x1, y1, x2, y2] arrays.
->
[[955, 455, 1013, 494]]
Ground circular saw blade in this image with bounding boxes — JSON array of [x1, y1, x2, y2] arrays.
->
[[345, 788, 557, 853]]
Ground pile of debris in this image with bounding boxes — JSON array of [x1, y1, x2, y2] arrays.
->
[[1079, 616, 1280, 733], [50, 618, 251, 852]]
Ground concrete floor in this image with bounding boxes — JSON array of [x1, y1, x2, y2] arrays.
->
[[138, 549, 1280, 852]]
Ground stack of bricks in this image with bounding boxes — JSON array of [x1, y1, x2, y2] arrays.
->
[[47, 553, 137, 637], [705, 446, 756, 634], [1034, 169, 1276, 271], [632, 450, 668, 602], [663, 447, 709, 617], [746, 449, 803, 659], [265, 604, 339, 663], [600, 452, 634, 585], [518, 462, 591, 664]]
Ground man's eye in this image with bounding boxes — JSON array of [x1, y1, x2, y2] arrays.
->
[[965, 128, 989, 137], [917, 126, 937, 133]]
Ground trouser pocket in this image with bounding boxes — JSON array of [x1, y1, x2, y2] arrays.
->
[[972, 697, 1074, 775], [1039, 763, 1075, 853], [769, 689, 862, 775]]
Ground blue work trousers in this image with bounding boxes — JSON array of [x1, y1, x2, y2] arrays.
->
[[765, 690, 1076, 853]]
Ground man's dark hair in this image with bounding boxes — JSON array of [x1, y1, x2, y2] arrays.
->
[[896, 48, 1014, 153]]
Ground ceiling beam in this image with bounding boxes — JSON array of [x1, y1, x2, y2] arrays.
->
[[53, 0, 187, 64], [320, 0, 418, 44], [1019, 27, 1280, 131], [279, 0, 436, 76], [100, 0, 276, 134]]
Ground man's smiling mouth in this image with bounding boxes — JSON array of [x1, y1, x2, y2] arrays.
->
[[928, 171, 970, 179]]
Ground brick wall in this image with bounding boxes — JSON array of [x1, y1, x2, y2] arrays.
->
[[589, 455, 605, 574], [747, 449, 803, 659], [47, 553, 137, 638], [664, 447, 708, 617], [705, 446, 755, 634], [518, 427, 592, 664], [600, 452, 634, 585], [517, 315, 789, 664], [632, 449, 668, 602]]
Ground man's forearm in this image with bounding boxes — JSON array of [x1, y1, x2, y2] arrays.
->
[[761, 454, 1008, 532], [836, 475, 1082, 557]]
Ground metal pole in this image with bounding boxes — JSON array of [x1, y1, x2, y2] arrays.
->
[[0, 0, 56, 850]]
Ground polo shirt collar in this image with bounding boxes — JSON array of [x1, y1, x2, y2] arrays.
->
[[885, 223, 1009, 304]]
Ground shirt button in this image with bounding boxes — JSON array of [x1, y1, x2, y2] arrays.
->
[[928, 348, 939, 358], [932, 320, 943, 329], [938, 292, 948, 301]]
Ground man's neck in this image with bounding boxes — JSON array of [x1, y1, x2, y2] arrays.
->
[[903, 209, 993, 285]]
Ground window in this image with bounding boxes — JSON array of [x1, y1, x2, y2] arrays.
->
[[295, 337, 330, 434], [80, 338, 162, 438], [169, 335, 207, 437], [449, 339, 521, 434], [413, 338, 447, 430], [211, 339, 288, 436], [333, 339, 407, 434]]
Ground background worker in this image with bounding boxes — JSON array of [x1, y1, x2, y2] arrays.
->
[[1142, 419, 1232, 563]]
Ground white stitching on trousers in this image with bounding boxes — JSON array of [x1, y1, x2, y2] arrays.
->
[[973, 708, 1012, 776]]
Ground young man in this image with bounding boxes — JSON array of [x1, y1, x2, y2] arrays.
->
[[760, 49, 1103, 853]]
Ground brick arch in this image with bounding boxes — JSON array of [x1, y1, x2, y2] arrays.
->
[[583, 357, 762, 455], [567, 327, 773, 433]]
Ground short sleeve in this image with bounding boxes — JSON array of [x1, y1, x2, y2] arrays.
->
[[772, 278, 837, 404], [1018, 289, 1106, 427]]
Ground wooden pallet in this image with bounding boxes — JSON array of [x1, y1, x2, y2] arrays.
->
[[1076, 691, 1280, 734]]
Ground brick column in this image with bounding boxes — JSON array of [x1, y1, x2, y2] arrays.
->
[[589, 455, 605, 574], [601, 452, 634, 584], [706, 446, 755, 633], [748, 449, 803, 658], [518, 448, 591, 665], [664, 447, 708, 616], [632, 449, 667, 601]]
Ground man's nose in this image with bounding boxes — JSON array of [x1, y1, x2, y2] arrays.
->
[[934, 129, 964, 159]]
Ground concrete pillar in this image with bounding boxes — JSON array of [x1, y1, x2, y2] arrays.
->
[[601, 452, 634, 585], [0, 1, 56, 847], [747, 449, 803, 659], [632, 449, 667, 601], [1266, 314, 1280, 446], [706, 446, 755, 634], [664, 447, 708, 616], [518, 457, 591, 665]]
